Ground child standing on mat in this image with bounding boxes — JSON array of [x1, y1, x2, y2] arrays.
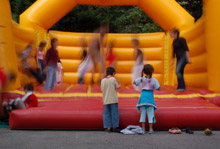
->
[[134, 64, 160, 134], [101, 67, 120, 132]]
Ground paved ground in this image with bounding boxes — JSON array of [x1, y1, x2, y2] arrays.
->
[[0, 129, 220, 149]]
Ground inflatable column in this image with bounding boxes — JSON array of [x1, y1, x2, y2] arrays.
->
[[205, 0, 220, 92], [0, 0, 20, 89]]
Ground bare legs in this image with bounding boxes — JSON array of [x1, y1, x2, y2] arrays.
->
[[141, 122, 153, 132]]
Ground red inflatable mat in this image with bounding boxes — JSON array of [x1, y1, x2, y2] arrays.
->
[[7, 84, 220, 130]]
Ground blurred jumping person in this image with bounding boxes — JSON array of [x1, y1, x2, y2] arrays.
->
[[132, 39, 144, 91], [0, 69, 16, 120], [106, 41, 116, 68], [20, 45, 43, 84], [77, 38, 93, 84], [88, 22, 108, 84]]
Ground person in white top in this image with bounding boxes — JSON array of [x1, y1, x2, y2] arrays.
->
[[101, 67, 120, 132], [36, 41, 47, 78]]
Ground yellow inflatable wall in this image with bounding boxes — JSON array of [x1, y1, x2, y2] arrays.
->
[[1, 0, 220, 92], [0, 0, 20, 90], [49, 31, 165, 85]]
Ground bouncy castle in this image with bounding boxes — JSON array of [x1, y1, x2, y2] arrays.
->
[[1, 0, 220, 129]]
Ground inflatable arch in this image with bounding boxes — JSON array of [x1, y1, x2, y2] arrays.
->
[[1, 0, 220, 130]]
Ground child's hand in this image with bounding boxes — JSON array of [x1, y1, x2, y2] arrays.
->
[[187, 58, 192, 64]]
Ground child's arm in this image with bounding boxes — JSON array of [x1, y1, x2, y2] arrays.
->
[[152, 78, 160, 90], [101, 80, 104, 92], [115, 78, 120, 89], [186, 51, 192, 64], [133, 77, 143, 86]]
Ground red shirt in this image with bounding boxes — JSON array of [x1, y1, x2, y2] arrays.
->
[[107, 51, 115, 66], [24, 94, 38, 108], [44, 48, 59, 68]]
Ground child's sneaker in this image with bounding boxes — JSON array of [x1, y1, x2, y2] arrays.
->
[[104, 128, 111, 133], [112, 128, 121, 133]]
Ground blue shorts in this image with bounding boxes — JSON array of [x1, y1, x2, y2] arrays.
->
[[139, 106, 156, 123]]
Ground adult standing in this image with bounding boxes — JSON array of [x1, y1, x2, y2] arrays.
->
[[44, 38, 59, 90], [170, 29, 191, 91]]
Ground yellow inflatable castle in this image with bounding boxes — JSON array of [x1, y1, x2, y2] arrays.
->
[[1, 0, 220, 92]]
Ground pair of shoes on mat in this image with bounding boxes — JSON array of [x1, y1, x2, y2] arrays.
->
[[169, 128, 181, 134], [182, 128, 194, 134]]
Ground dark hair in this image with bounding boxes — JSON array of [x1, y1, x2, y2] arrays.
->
[[24, 83, 34, 91], [171, 28, 180, 37], [142, 64, 154, 82], [51, 38, 58, 47], [39, 41, 47, 47], [106, 67, 115, 76]]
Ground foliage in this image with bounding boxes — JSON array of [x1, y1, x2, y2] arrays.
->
[[9, 0, 35, 23], [177, 0, 203, 21], [9, 0, 203, 33]]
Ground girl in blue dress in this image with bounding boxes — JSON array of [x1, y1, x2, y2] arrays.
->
[[134, 64, 160, 134]]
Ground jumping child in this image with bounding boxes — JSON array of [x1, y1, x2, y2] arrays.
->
[[101, 67, 120, 132], [77, 38, 93, 84], [89, 23, 108, 83], [36, 41, 47, 78], [132, 39, 144, 91], [106, 41, 116, 68], [134, 64, 160, 134]]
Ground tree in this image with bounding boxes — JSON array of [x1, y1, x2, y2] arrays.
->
[[177, 0, 203, 21], [9, 0, 203, 33], [9, 0, 35, 23]]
